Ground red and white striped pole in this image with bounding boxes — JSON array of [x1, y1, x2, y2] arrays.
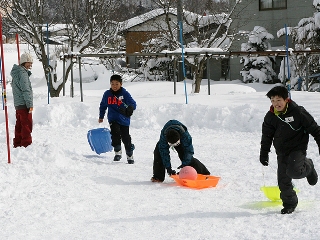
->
[[0, 13, 11, 163]]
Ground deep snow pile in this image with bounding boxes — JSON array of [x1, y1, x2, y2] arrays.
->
[[1, 45, 320, 239]]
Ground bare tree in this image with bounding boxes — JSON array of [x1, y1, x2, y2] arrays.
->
[[0, 0, 120, 97], [0, 0, 52, 93]]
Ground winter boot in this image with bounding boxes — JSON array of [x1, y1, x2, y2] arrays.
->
[[126, 144, 135, 164], [127, 155, 134, 164], [281, 207, 295, 214], [113, 145, 122, 161], [306, 159, 318, 186], [114, 150, 122, 161], [151, 177, 163, 182]]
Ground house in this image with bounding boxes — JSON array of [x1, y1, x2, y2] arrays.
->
[[119, 8, 229, 80], [118, 8, 178, 68], [228, 0, 315, 81], [122, 0, 154, 9], [120, 2, 314, 83]]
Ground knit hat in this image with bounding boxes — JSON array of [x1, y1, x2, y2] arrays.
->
[[20, 53, 33, 65], [166, 129, 180, 144]]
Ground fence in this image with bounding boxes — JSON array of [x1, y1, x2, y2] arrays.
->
[[60, 49, 320, 101]]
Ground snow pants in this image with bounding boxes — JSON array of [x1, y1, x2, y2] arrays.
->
[[277, 150, 313, 209], [13, 109, 33, 148], [152, 142, 210, 181], [110, 122, 133, 154]]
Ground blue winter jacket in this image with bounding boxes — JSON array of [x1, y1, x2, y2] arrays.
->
[[158, 120, 194, 169], [99, 87, 136, 126], [10, 64, 33, 109]]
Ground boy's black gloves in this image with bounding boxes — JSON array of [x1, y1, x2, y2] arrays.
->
[[177, 164, 186, 169], [126, 105, 134, 116], [166, 168, 176, 176], [260, 152, 269, 166], [119, 105, 134, 117]]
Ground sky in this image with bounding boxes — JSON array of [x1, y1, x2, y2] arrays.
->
[[1, 44, 320, 239]]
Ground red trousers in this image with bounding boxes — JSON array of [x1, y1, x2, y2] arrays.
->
[[13, 109, 33, 148]]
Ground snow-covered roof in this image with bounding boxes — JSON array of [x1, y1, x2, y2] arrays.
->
[[44, 35, 69, 45], [42, 24, 69, 33], [119, 8, 229, 32], [119, 8, 176, 31]]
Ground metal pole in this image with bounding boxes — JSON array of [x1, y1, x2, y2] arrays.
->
[[78, 57, 83, 102], [306, 55, 309, 91], [74, 50, 320, 58], [15, 34, 20, 63], [70, 59, 74, 98], [207, 57, 210, 95], [173, 58, 177, 94], [179, 21, 188, 104], [0, 56, 3, 110], [46, 23, 50, 103], [229, 57, 231, 81], [285, 24, 291, 98], [282, 57, 286, 84], [177, 0, 183, 40], [0, 14, 11, 163], [63, 55, 66, 96], [177, 0, 184, 83]]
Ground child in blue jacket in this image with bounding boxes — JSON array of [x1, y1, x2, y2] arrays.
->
[[151, 120, 210, 182], [99, 75, 136, 164]]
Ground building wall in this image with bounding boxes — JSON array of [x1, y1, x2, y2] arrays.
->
[[122, 0, 154, 8], [126, 31, 160, 54], [228, 0, 315, 81], [207, 58, 224, 81], [125, 31, 160, 68], [124, 13, 177, 68]]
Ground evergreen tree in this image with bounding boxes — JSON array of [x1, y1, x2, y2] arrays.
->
[[240, 26, 277, 83]]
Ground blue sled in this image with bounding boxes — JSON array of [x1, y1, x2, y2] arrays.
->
[[87, 128, 113, 154]]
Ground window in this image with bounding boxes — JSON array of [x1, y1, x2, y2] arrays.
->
[[259, 0, 286, 10]]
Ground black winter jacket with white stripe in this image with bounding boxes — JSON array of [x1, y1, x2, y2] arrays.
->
[[260, 100, 320, 157]]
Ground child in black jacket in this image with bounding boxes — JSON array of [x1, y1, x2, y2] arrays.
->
[[260, 85, 319, 214]]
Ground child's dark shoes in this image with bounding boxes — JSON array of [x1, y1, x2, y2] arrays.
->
[[127, 155, 134, 164], [113, 154, 122, 161], [151, 177, 163, 183], [281, 207, 295, 214], [113, 149, 122, 161], [305, 158, 318, 185], [307, 167, 318, 185]]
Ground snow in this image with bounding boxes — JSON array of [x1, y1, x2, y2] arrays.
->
[[1, 44, 320, 239], [120, 7, 228, 33], [249, 26, 274, 44]]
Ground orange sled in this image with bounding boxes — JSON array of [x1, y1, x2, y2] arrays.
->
[[171, 174, 220, 189]]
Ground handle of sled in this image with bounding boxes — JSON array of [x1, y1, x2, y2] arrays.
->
[[262, 164, 277, 187], [262, 165, 266, 186]]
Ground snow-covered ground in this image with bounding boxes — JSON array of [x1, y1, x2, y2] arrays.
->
[[1, 45, 320, 239]]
